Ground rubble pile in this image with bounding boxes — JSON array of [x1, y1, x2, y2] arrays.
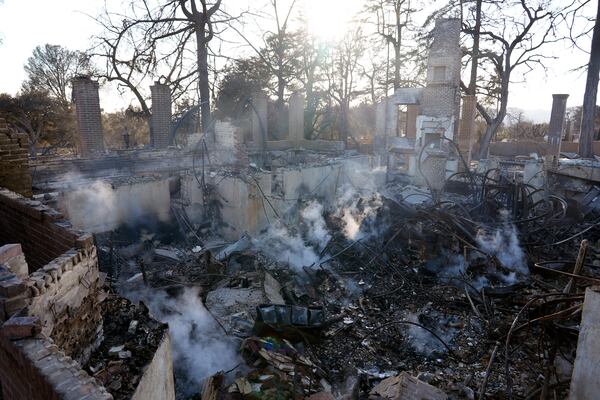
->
[[84, 295, 168, 400], [95, 167, 600, 400]]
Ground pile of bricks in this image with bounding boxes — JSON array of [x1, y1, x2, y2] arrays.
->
[[0, 118, 32, 197]]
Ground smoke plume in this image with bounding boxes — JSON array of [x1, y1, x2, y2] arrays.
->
[[128, 287, 242, 398]]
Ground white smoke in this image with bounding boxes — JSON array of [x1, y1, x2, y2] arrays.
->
[[301, 200, 331, 250], [57, 171, 170, 232], [443, 253, 467, 278], [335, 184, 383, 241], [405, 310, 457, 356], [252, 222, 320, 270], [476, 218, 527, 285], [129, 287, 242, 397]]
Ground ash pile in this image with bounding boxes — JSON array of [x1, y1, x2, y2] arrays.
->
[[95, 166, 600, 400]]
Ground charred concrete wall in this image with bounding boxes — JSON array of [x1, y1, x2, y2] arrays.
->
[[183, 156, 374, 240], [0, 118, 32, 197], [31, 149, 194, 191], [489, 141, 600, 158], [131, 333, 175, 400], [60, 178, 172, 233]]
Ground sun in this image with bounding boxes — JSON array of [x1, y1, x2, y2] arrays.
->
[[302, 0, 358, 41]]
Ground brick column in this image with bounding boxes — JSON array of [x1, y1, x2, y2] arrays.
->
[[251, 93, 267, 152], [289, 92, 305, 144], [72, 76, 104, 156], [150, 82, 172, 148], [547, 94, 569, 168]]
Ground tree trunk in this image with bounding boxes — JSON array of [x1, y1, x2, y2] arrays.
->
[[340, 100, 349, 145], [195, 21, 212, 135], [478, 73, 509, 159], [468, 0, 482, 95], [394, 5, 402, 90], [393, 42, 401, 90], [579, 0, 600, 158], [305, 74, 316, 139]]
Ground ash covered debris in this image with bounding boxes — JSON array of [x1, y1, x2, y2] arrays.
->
[[84, 294, 169, 399], [88, 158, 600, 400]]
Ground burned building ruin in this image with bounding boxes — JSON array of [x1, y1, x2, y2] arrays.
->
[[2, 16, 600, 400]]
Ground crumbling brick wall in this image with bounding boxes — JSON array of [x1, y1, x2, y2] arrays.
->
[[0, 188, 104, 364], [0, 118, 32, 197], [0, 334, 112, 400], [0, 188, 81, 271]]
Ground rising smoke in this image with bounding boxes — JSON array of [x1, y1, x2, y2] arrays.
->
[[441, 212, 528, 289], [58, 171, 170, 232], [404, 309, 458, 356], [128, 287, 242, 398]]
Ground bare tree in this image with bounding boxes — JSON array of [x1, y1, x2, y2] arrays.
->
[[461, 0, 568, 159], [229, 0, 304, 138], [23, 44, 94, 105], [298, 29, 327, 138], [231, 0, 302, 106], [93, 0, 235, 132], [365, 0, 418, 90], [326, 28, 366, 145], [465, 0, 482, 95], [0, 91, 75, 156]]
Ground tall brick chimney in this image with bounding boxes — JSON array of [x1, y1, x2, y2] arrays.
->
[[72, 76, 104, 156], [150, 82, 172, 148]]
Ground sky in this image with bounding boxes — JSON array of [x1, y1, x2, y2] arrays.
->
[[0, 0, 595, 123]]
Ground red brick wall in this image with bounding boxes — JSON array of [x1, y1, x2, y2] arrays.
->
[[0, 335, 61, 400], [0, 118, 32, 197], [0, 335, 112, 400], [0, 188, 89, 271]]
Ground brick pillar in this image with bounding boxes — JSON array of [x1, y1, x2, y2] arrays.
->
[[289, 92, 305, 144], [150, 82, 172, 148], [0, 118, 32, 197], [406, 105, 419, 139], [547, 94, 569, 168], [72, 76, 104, 156], [251, 93, 267, 152], [458, 95, 477, 163]]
